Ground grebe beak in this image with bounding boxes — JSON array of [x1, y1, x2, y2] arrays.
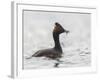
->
[[64, 30, 69, 33]]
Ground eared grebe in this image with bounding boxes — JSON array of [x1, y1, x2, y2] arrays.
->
[[27, 22, 69, 59]]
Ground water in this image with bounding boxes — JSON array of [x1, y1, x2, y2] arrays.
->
[[23, 11, 91, 69], [24, 46, 91, 69]]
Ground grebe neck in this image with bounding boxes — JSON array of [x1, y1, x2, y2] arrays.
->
[[53, 32, 62, 52]]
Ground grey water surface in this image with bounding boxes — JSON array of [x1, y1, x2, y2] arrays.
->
[[23, 10, 91, 69]]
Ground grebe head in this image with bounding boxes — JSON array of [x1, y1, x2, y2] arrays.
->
[[53, 22, 69, 34]]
